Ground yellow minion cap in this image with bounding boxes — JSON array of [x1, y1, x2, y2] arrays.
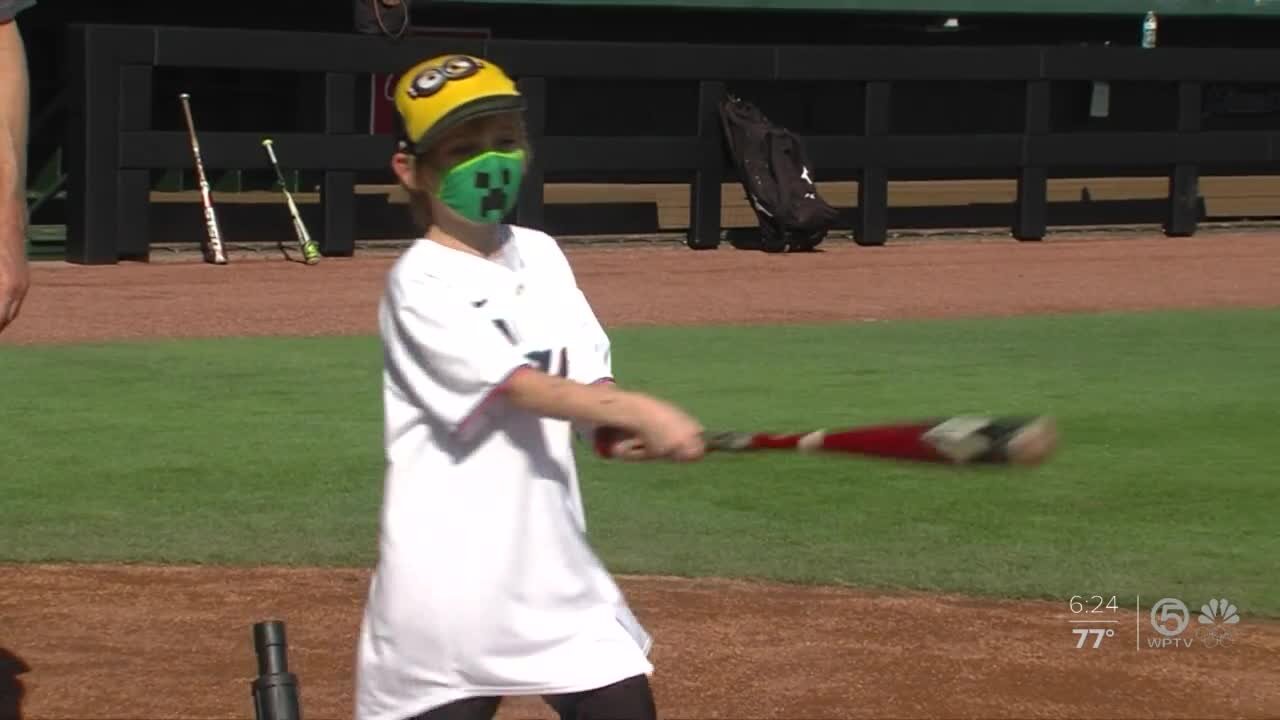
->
[[394, 54, 524, 153]]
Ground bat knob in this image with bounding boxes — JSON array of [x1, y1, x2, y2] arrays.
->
[[262, 138, 274, 147], [1004, 416, 1059, 467]]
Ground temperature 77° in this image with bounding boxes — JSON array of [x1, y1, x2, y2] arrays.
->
[[1072, 628, 1115, 649]]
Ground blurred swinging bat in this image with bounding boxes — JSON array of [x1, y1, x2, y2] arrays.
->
[[702, 415, 1059, 467]]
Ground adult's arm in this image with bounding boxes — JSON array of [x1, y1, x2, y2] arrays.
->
[[0, 13, 30, 334]]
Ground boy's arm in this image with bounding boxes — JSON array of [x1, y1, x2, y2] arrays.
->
[[504, 368, 703, 461], [505, 370, 643, 436], [570, 379, 628, 455], [556, 285, 629, 455]]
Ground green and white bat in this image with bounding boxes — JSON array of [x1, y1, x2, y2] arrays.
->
[[262, 138, 321, 265]]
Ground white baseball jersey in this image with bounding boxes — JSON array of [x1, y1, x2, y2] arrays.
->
[[354, 226, 653, 720]]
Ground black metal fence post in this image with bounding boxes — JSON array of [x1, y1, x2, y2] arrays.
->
[[1014, 79, 1050, 241], [322, 73, 357, 257], [689, 80, 726, 250], [515, 76, 547, 230], [855, 81, 890, 247], [1167, 81, 1204, 236], [118, 65, 153, 260], [65, 25, 151, 264]]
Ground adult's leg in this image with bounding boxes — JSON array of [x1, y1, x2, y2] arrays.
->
[[543, 674, 657, 720], [404, 696, 501, 720]]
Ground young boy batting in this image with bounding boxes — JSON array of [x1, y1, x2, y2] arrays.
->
[[354, 54, 707, 720]]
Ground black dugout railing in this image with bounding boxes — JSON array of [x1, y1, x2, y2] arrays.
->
[[67, 23, 1280, 263]]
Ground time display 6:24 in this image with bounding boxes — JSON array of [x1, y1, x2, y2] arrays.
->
[[1070, 595, 1119, 613]]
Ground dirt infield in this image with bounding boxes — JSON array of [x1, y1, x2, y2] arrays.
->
[[3, 230, 1280, 720], [6, 232, 1280, 346]]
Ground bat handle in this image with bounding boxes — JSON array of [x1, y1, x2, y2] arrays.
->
[[702, 431, 756, 451]]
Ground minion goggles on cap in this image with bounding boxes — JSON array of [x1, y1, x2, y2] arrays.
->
[[393, 54, 528, 224], [393, 54, 526, 155]]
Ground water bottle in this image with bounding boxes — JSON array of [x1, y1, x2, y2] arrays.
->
[[1142, 11, 1158, 48]]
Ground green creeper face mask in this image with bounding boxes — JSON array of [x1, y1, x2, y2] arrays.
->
[[435, 149, 526, 224]]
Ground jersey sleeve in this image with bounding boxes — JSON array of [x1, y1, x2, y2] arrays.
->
[[532, 232, 613, 386], [510, 229, 619, 448], [562, 281, 617, 447], [565, 287, 614, 387], [380, 277, 533, 443]]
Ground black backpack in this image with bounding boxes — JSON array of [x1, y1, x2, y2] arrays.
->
[[718, 92, 841, 253]]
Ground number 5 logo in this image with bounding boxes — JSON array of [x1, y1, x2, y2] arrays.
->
[[1150, 598, 1190, 637]]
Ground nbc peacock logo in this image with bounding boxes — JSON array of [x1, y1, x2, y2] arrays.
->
[[1196, 598, 1241, 648], [1145, 596, 1244, 649]]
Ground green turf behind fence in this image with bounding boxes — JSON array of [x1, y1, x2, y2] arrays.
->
[[2, 308, 1278, 615]]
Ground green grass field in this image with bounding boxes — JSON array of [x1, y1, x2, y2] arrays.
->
[[3, 308, 1278, 615]]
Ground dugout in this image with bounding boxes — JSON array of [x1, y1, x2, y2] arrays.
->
[[22, 0, 1280, 262]]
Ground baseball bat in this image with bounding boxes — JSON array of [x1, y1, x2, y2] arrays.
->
[[178, 93, 228, 265], [261, 139, 321, 265], [702, 415, 1059, 466]]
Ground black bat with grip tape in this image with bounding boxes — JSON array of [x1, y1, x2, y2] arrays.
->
[[702, 415, 1059, 466], [178, 93, 228, 265]]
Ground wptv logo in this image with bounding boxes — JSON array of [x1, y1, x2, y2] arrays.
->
[[1146, 597, 1242, 649]]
